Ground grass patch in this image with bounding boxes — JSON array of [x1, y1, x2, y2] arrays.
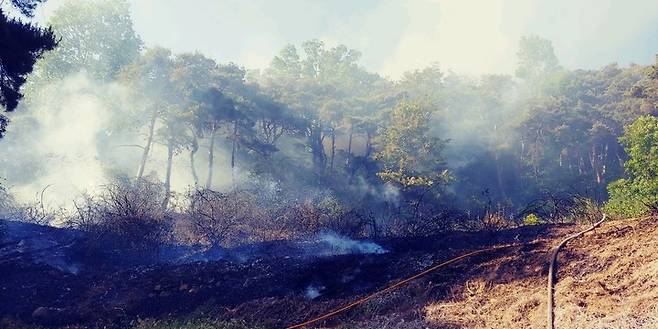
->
[[133, 319, 264, 329]]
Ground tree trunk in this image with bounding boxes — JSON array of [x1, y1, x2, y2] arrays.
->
[[206, 123, 217, 189], [365, 131, 372, 158], [346, 124, 353, 164], [231, 120, 238, 169], [162, 140, 174, 208], [231, 121, 238, 190], [329, 128, 336, 172], [190, 133, 199, 186], [494, 152, 507, 200], [136, 113, 157, 179], [310, 123, 326, 171], [590, 146, 602, 185]]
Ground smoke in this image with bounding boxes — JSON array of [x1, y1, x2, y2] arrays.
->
[[353, 176, 401, 206], [0, 71, 236, 211], [312, 232, 387, 256], [304, 284, 323, 300], [1, 72, 121, 206]]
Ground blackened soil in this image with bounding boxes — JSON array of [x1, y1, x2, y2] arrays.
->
[[0, 223, 579, 329]]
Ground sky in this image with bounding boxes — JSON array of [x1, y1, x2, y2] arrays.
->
[[24, 0, 658, 78]]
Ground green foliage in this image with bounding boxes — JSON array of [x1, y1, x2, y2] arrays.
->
[[523, 213, 541, 225], [33, 0, 142, 83], [0, 1, 56, 135], [618, 115, 658, 180], [515, 35, 559, 80], [605, 115, 658, 217], [605, 178, 657, 217], [5, 3, 657, 231], [373, 101, 449, 187]]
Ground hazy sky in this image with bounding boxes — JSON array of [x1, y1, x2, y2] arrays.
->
[[29, 0, 658, 78]]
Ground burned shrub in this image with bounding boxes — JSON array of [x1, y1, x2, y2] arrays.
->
[[183, 188, 284, 246], [254, 192, 379, 240], [0, 184, 65, 225], [187, 189, 265, 246], [466, 210, 515, 231], [182, 185, 387, 246], [275, 201, 331, 237], [0, 184, 14, 220], [387, 210, 464, 237], [518, 192, 602, 224], [71, 177, 167, 262], [327, 209, 374, 238]]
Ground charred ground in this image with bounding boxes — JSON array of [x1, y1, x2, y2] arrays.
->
[[4, 217, 654, 328]]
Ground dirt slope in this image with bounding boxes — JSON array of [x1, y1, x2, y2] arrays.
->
[[1, 218, 656, 328], [425, 217, 658, 329]]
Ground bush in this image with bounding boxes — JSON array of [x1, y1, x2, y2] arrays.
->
[[519, 193, 601, 224], [187, 189, 266, 246], [0, 184, 65, 225], [0, 184, 15, 238], [604, 178, 658, 218], [523, 213, 541, 225], [0, 184, 14, 219], [71, 177, 168, 261], [605, 115, 658, 218]]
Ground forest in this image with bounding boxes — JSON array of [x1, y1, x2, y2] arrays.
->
[[1, 1, 658, 328], [2, 0, 656, 234]]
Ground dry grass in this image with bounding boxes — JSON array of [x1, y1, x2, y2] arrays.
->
[[425, 218, 658, 328], [426, 278, 546, 328]]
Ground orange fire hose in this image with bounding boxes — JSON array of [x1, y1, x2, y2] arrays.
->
[[289, 213, 630, 329], [287, 242, 529, 329]]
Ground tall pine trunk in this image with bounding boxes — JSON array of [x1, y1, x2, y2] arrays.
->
[[162, 139, 174, 208], [346, 124, 353, 162], [494, 151, 508, 200], [206, 123, 217, 189], [329, 128, 336, 172], [190, 133, 199, 186], [137, 113, 157, 179], [365, 131, 373, 158], [230, 121, 238, 189], [310, 122, 326, 171], [590, 146, 603, 185], [231, 120, 237, 169]]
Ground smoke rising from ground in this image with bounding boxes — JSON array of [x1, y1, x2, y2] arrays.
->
[[0, 71, 237, 210], [2, 72, 121, 206], [313, 232, 387, 256]]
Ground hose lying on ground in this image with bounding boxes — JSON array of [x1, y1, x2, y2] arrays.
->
[[287, 242, 532, 329], [546, 214, 607, 329]]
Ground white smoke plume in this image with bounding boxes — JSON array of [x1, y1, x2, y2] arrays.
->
[[2, 72, 121, 206], [314, 232, 387, 256], [0, 71, 235, 211]]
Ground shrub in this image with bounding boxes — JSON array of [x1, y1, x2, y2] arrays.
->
[[519, 193, 601, 223], [71, 177, 168, 261], [187, 189, 266, 246], [0, 184, 65, 225], [183, 186, 378, 246], [605, 115, 658, 218], [523, 213, 541, 225], [0, 184, 15, 219], [604, 178, 658, 218]]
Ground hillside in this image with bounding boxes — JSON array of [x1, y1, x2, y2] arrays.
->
[[1, 217, 656, 328], [425, 217, 658, 329]]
